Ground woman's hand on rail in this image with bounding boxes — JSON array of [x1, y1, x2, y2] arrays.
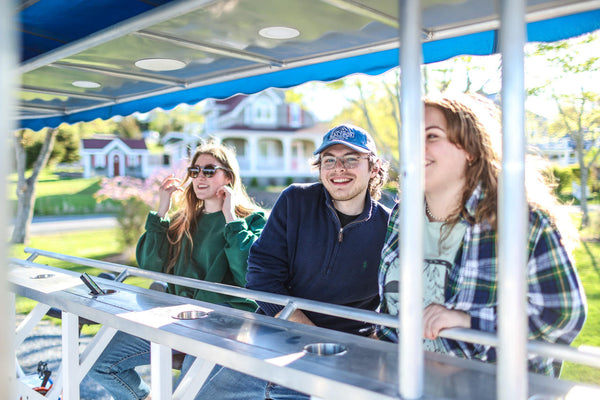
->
[[423, 303, 470, 340], [157, 175, 183, 218]]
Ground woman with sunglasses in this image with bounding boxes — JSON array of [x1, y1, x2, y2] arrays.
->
[[88, 142, 266, 400]]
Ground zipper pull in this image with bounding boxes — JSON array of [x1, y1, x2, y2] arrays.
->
[[338, 227, 343, 242]]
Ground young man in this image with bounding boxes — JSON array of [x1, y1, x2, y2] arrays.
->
[[194, 124, 391, 400]]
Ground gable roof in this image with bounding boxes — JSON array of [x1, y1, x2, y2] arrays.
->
[[81, 137, 147, 151]]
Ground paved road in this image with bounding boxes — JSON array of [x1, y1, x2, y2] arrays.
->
[[18, 204, 599, 236], [19, 214, 118, 235]]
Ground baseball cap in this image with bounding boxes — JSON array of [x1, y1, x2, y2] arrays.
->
[[313, 124, 377, 155]]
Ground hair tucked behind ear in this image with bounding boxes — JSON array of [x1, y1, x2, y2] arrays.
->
[[164, 141, 262, 273]]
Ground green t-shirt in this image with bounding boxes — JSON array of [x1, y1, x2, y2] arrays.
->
[[136, 210, 266, 312]]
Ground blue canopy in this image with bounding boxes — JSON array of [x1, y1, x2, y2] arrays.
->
[[17, 0, 600, 131]]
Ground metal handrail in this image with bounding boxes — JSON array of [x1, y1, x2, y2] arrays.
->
[[13, 247, 600, 370]]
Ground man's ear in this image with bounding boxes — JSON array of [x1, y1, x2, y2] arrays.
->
[[370, 158, 381, 178]]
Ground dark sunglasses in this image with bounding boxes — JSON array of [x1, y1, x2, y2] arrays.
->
[[187, 164, 230, 179]]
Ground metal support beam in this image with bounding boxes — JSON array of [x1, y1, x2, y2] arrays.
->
[[398, 0, 424, 398], [151, 342, 173, 399], [1, 8, 17, 395], [62, 312, 80, 400], [498, 0, 528, 399], [135, 30, 284, 67], [20, 0, 220, 73]]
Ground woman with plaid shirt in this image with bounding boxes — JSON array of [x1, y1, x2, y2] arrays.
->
[[377, 93, 586, 376]]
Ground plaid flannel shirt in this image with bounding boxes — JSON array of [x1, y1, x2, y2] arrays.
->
[[377, 185, 587, 375]]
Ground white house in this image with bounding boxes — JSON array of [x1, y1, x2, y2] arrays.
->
[[161, 131, 203, 168], [164, 89, 325, 185], [530, 137, 577, 166], [80, 135, 150, 179]]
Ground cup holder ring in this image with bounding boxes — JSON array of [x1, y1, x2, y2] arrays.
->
[[172, 310, 209, 320], [30, 274, 55, 279], [303, 343, 348, 356]]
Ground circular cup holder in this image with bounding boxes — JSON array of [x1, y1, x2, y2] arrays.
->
[[303, 343, 348, 356], [173, 310, 209, 320], [30, 274, 55, 279], [90, 289, 117, 296]]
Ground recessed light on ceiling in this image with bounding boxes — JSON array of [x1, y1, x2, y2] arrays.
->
[[135, 58, 187, 71], [258, 26, 300, 40], [72, 80, 101, 88]]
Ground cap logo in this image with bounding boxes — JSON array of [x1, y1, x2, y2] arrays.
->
[[329, 126, 355, 141]]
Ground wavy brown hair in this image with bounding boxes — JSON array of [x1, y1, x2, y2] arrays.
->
[[164, 142, 261, 273], [425, 93, 577, 251], [424, 93, 501, 228]]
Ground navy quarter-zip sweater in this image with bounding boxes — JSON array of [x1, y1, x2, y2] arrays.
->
[[246, 183, 390, 335]]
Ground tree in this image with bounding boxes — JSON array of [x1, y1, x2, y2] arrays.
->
[[528, 33, 600, 226], [12, 128, 57, 243], [332, 74, 401, 172], [327, 56, 500, 178]]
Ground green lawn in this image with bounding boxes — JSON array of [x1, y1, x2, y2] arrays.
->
[[561, 240, 600, 384], [10, 228, 152, 318], [8, 172, 119, 215]]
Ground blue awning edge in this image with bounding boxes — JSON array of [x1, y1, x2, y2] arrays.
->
[[18, 9, 600, 131]]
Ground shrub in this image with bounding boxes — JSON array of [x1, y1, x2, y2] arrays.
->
[[550, 165, 575, 196], [94, 162, 187, 252]]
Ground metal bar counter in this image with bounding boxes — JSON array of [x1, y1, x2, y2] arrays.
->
[[10, 261, 597, 400]]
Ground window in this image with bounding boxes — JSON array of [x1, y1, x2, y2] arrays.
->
[[288, 103, 302, 128], [248, 98, 276, 125], [222, 138, 247, 156]]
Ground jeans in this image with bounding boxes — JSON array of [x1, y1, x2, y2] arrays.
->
[[194, 366, 310, 400], [88, 331, 195, 400], [89, 332, 309, 400]]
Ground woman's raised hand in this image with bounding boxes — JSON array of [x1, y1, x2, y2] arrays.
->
[[216, 185, 236, 223], [157, 175, 183, 218]]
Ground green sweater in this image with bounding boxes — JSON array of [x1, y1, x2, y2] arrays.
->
[[136, 210, 266, 312]]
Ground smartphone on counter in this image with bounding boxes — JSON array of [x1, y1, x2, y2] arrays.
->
[[80, 272, 105, 295]]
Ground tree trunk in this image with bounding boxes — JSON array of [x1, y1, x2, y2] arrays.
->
[[11, 128, 58, 244]]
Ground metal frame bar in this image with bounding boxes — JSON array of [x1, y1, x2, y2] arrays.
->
[[134, 30, 284, 67], [50, 61, 186, 86], [398, 0, 424, 398], [1, 0, 16, 396], [424, 0, 600, 41], [21, 85, 115, 101], [62, 312, 80, 399], [317, 0, 399, 27], [498, 0, 529, 399], [19, 0, 219, 74], [11, 261, 599, 400], [13, 249, 600, 370], [151, 342, 173, 399]]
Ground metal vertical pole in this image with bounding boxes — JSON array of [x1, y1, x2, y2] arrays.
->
[[398, 0, 424, 398], [1, 0, 17, 397], [62, 312, 81, 399], [151, 342, 173, 399], [498, 0, 528, 399]]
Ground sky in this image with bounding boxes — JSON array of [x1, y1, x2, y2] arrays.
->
[[292, 30, 600, 123]]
